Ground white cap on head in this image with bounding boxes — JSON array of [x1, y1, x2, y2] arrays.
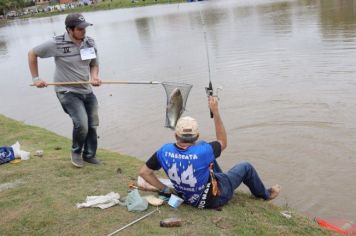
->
[[175, 116, 199, 138]]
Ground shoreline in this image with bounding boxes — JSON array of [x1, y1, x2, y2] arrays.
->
[[0, 113, 332, 235]]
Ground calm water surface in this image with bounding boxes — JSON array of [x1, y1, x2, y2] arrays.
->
[[1, 0, 356, 219]]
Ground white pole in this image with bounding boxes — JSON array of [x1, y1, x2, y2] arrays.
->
[[30, 81, 162, 86], [107, 208, 159, 236]]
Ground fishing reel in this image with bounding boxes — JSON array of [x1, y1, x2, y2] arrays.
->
[[205, 82, 223, 118], [205, 83, 223, 99], [205, 81, 214, 97]]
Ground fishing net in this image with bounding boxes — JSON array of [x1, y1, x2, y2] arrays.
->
[[37, 79, 193, 130], [162, 82, 193, 129]]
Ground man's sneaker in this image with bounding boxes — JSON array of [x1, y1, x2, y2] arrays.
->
[[71, 152, 84, 168], [83, 157, 101, 165]]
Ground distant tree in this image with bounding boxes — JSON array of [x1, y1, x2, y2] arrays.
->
[[0, 0, 26, 15], [14, 0, 26, 8], [24, 0, 35, 7], [0, 0, 13, 15]]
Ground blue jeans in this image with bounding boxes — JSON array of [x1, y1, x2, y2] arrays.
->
[[208, 161, 270, 208], [56, 92, 99, 159]]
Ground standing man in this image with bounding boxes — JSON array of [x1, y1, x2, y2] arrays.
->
[[139, 96, 280, 209], [28, 13, 102, 168]]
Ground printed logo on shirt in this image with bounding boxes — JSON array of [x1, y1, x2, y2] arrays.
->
[[198, 182, 211, 208], [63, 47, 71, 53]]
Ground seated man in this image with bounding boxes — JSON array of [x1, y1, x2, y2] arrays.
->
[[139, 96, 280, 209]]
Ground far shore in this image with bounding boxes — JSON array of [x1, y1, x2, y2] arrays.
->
[[1, 0, 185, 23]]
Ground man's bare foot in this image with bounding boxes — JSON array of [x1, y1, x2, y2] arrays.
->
[[267, 184, 281, 200]]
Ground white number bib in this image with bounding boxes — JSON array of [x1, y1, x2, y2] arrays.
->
[[80, 47, 96, 60]]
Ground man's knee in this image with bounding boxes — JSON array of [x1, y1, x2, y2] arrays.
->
[[238, 161, 257, 175], [239, 161, 253, 170], [73, 120, 89, 135], [87, 107, 99, 127], [89, 116, 99, 127]]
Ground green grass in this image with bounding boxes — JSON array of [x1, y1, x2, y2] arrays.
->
[[0, 114, 335, 235]]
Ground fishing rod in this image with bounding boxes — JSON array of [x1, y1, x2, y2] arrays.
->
[[200, 10, 214, 119], [203, 31, 213, 119], [30, 80, 162, 86]]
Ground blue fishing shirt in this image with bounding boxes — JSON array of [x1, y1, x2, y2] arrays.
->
[[155, 141, 215, 206]]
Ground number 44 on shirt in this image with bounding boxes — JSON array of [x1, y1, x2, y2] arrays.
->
[[168, 163, 197, 187]]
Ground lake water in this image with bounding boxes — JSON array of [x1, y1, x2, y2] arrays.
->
[[1, 0, 356, 220]]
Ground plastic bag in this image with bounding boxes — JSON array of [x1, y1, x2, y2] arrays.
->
[[76, 192, 124, 209], [11, 141, 30, 160], [126, 189, 148, 212], [11, 141, 20, 158], [0, 147, 15, 165]]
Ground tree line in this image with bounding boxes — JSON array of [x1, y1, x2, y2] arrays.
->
[[0, 0, 35, 16]]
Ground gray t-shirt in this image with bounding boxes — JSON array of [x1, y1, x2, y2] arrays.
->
[[33, 32, 99, 94]]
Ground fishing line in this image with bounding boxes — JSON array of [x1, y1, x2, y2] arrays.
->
[[199, 10, 212, 85], [199, 9, 214, 118]]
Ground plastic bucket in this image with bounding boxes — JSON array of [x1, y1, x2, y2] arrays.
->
[[168, 194, 184, 208]]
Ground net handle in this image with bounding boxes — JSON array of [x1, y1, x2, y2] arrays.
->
[[30, 80, 162, 86]]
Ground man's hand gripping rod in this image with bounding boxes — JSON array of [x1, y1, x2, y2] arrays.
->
[[205, 81, 214, 118], [205, 82, 223, 119]]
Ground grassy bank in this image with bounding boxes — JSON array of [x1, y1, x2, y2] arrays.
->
[[0, 114, 333, 235]]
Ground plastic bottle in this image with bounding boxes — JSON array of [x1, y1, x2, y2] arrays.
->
[[159, 217, 182, 227]]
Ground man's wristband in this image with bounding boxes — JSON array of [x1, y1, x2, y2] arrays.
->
[[32, 76, 40, 83], [160, 186, 173, 196], [161, 186, 170, 193]]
